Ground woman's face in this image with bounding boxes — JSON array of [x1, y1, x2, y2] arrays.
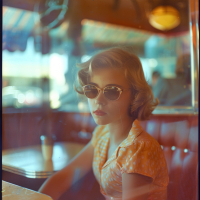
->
[[87, 67, 133, 126]]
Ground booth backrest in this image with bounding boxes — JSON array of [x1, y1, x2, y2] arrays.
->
[[2, 112, 198, 200], [140, 115, 198, 200]]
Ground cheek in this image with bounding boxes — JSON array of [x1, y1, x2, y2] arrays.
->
[[109, 101, 129, 116], [115, 97, 132, 115], [87, 99, 94, 113], [117, 102, 129, 114]]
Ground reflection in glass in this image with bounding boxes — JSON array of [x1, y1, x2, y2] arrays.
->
[[2, 2, 196, 112]]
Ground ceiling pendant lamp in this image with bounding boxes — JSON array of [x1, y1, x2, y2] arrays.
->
[[149, 6, 180, 31]]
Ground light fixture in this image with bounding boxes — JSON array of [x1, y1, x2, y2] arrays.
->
[[149, 6, 180, 31]]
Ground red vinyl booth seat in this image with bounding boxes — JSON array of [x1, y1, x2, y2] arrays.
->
[[2, 112, 198, 200], [140, 115, 198, 200]]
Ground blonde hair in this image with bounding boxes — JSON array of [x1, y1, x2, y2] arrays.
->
[[74, 47, 159, 120]]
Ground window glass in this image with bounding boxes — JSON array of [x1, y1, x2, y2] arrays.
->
[[2, 3, 196, 113]]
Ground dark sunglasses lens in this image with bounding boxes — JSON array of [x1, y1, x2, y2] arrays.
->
[[104, 86, 120, 100], [83, 85, 98, 99]]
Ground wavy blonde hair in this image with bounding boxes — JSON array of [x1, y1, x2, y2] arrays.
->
[[74, 47, 159, 120]]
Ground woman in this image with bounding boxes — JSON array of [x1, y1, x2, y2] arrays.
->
[[39, 47, 169, 200]]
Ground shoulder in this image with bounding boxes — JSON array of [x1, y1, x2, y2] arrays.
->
[[136, 131, 161, 150], [119, 131, 162, 156], [117, 131, 166, 179]]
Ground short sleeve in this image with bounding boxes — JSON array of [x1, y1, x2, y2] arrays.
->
[[118, 141, 167, 181], [91, 125, 106, 147]]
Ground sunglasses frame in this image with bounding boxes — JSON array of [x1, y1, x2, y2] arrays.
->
[[82, 84, 130, 101]]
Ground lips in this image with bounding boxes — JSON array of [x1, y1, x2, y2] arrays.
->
[[93, 110, 107, 116]]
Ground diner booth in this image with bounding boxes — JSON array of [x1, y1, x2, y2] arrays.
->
[[2, 0, 198, 200]]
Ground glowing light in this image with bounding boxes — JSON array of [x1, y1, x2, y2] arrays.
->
[[78, 102, 85, 111], [78, 102, 89, 112], [149, 6, 180, 31], [2, 86, 16, 95], [50, 90, 59, 101], [49, 53, 68, 79], [81, 19, 86, 25], [148, 59, 158, 68], [25, 90, 34, 103], [184, 149, 188, 153], [17, 93, 25, 103], [50, 90, 60, 109], [50, 100, 61, 109], [3, 37, 43, 78], [171, 146, 176, 151]]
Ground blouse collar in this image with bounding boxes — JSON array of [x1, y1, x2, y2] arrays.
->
[[119, 119, 143, 148], [102, 119, 143, 169]]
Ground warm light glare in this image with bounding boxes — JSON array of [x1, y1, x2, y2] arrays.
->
[[17, 93, 25, 103], [3, 38, 42, 78], [49, 53, 68, 85], [78, 102, 85, 111], [25, 90, 34, 103], [149, 6, 180, 31], [78, 102, 89, 112], [50, 90, 60, 101], [148, 58, 158, 68], [50, 100, 61, 109]]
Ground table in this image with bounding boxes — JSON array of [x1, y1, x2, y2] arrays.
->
[[2, 180, 53, 200], [2, 142, 86, 178]]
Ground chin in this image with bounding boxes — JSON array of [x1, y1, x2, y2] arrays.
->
[[95, 121, 108, 126], [93, 116, 110, 126]]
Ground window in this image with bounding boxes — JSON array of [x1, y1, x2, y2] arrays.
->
[[2, 1, 198, 114]]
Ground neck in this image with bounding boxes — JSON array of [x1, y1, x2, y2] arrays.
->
[[108, 116, 134, 146]]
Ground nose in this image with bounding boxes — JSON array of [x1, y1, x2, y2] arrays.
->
[[95, 89, 107, 105]]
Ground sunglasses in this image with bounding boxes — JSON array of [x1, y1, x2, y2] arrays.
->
[[82, 84, 130, 101]]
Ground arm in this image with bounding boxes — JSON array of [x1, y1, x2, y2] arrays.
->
[[39, 141, 94, 200], [122, 173, 152, 200]]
